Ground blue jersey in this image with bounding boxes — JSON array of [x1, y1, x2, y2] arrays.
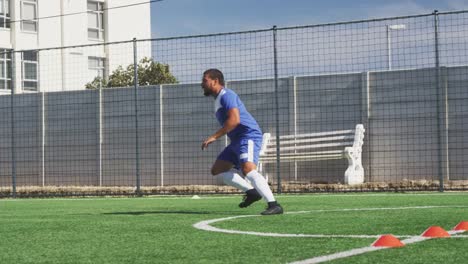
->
[[214, 88, 262, 141]]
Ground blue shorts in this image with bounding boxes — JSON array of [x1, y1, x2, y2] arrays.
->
[[217, 136, 263, 169]]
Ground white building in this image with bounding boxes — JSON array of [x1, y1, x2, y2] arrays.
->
[[0, 0, 151, 94]]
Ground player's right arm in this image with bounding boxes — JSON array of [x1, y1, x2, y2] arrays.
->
[[202, 108, 240, 150]]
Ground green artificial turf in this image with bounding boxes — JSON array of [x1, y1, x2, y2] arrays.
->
[[0, 193, 467, 263]]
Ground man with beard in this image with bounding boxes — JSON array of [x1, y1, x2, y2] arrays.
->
[[201, 69, 283, 215]]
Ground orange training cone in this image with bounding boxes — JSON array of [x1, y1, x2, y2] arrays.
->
[[453, 221, 468, 231], [372, 235, 405, 248], [421, 226, 450, 238]]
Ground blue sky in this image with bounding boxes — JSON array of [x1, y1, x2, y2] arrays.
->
[[148, 0, 468, 83], [151, 0, 468, 38]]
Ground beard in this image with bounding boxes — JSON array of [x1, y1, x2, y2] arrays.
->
[[203, 87, 212, 96]]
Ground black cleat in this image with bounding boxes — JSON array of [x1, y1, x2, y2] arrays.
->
[[261, 204, 284, 215], [239, 189, 262, 208]]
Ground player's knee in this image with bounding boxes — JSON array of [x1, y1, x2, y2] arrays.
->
[[211, 160, 234, 176], [211, 167, 225, 176], [241, 168, 251, 176], [241, 163, 256, 176]]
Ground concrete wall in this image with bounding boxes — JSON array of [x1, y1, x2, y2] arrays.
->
[[0, 66, 467, 187], [447, 66, 468, 181], [367, 69, 441, 182]]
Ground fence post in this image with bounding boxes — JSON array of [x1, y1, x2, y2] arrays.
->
[[159, 84, 164, 186], [133, 38, 142, 196], [10, 50, 17, 198], [441, 67, 450, 184], [272, 26, 281, 193], [361, 72, 371, 183], [98, 85, 103, 186], [41, 92, 45, 187], [433, 10, 444, 192], [291, 76, 297, 182]]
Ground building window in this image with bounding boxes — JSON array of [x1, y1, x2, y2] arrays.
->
[[22, 50, 38, 91], [0, 0, 11, 29], [88, 56, 106, 87], [88, 1, 104, 41], [0, 49, 12, 90], [21, 0, 38, 32]]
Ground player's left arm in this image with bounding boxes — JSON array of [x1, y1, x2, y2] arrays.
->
[[202, 108, 240, 150]]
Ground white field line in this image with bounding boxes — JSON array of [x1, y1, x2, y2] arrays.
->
[[192, 206, 468, 263], [289, 246, 383, 264], [193, 205, 468, 238], [193, 214, 391, 238], [290, 230, 466, 264]]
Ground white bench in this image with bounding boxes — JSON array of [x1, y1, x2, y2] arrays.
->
[[259, 124, 365, 185]]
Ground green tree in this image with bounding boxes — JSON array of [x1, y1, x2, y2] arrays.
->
[[86, 57, 178, 89]]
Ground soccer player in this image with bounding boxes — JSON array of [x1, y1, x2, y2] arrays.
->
[[201, 69, 283, 215]]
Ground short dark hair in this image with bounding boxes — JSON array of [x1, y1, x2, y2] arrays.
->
[[203, 69, 225, 86]]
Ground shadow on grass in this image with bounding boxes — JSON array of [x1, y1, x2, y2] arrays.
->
[[102, 210, 228, 215]]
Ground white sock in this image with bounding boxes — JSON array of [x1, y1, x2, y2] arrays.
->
[[246, 170, 276, 202], [218, 169, 253, 192]]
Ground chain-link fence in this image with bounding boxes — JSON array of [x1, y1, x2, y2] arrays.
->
[[1, 10, 468, 197]]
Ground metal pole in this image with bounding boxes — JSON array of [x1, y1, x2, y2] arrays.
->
[[363, 72, 372, 182], [442, 67, 450, 183], [98, 86, 103, 186], [133, 38, 141, 196], [159, 84, 164, 186], [292, 76, 297, 181], [433, 11, 444, 192], [387, 25, 392, 70], [10, 50, 17, 198], [272, 26, 281, 193], [41, 92, 45, 187]]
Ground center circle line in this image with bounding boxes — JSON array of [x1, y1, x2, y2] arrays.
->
[[193, 205, 468, 238]]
